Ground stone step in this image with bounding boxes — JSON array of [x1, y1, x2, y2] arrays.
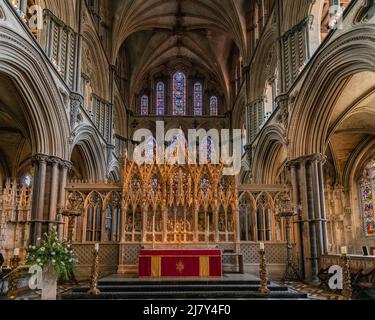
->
[[62, 290, 308, 300], [71, 284, 287, 293], [97, 279, 271, 286], [62, 277, 308, 300]]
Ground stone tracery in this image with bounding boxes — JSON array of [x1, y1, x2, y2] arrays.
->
[[121, 155, 238, 245]]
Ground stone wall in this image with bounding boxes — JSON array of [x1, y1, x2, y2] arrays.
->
[[238, 242, 290, 280], [73, 244, 119, 280], [320, 254, 375, 273]]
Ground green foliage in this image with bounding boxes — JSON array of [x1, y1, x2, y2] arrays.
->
[[26, 226, 77, 280]]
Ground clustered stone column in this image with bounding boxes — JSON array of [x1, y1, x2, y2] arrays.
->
[[31, 154, 72, 245], [287, 154, 329, 284]]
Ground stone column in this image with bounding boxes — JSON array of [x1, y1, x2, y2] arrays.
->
[[252, 204, 258, 241], [317, 159, 329, 254], [289, 163, 305, 278], [305, 160, 320, 284], [244, 206, 249, 241], [30, 155, 71, 244], [245, 103, 252, 146], [48, 157, 61, 229], [111, 207, 117, 242], [287, 154, 329, 284], [120, 203, 126, 243], [235, 206, 241, 243], [32, 154, 48, 246], [57, 161, 71, 239], [311, 157, 324, 255]]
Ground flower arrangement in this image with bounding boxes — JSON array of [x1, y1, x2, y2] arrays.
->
[[26, 226, 76, 280]]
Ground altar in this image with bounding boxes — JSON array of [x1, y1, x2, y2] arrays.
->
[[139, 249, 222, 278]]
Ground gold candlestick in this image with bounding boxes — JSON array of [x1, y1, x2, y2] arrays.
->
[[87, 247, 100, 295], [341, 253, 352, 300], [258, 249, 270, 295], [8, 255, 21, 300]]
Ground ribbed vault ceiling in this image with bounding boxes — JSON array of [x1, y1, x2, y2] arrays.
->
[[111, 0, 250, 108]]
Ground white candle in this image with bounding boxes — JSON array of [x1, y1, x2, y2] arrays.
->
[[13, 248, 20, 256], [341, 246, 347, 255], [260, 243, 265, 251], [95, 243, 100, 252]]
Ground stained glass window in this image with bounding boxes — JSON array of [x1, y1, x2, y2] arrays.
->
[[194, 82, 203, 116], [173, 72, 186, 116], [141, 95, 149, 115], [360, 157, 375, 237], [22, 175, 32, 187], [156, 82, 165, 116], [210, 96, 218, 116]]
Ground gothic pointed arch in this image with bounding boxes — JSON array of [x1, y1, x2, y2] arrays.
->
[[71, 125, 107, 182]]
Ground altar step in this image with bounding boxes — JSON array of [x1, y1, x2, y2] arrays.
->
[[62, 278, 308, 300]]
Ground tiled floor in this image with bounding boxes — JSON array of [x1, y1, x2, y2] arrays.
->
[[283, 282, 348, 300], [14, 283, 81, 300]]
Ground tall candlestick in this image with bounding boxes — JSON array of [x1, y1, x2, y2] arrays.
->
[[341, 246, 347, 255], [95, 243, 100, 252], [260, 242, 265, 251]]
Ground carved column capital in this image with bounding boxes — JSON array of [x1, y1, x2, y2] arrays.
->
[[32, 154, 49, 166], [306, 153, 327, 165], [50, 156, 62, 167], [61, 160, 73, 171], [287, 153, 327, 168]]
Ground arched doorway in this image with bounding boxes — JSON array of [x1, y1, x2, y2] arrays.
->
[[69, 145, 90, 182]]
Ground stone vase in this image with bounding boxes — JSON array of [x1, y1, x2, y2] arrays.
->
[[41, 262, 58, 300]]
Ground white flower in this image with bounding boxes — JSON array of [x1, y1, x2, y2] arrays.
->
[[37, 258, 41, 262], [41, 247, 45, 252], [37, 237, 41, 241], [32, 246, 36, 250], [52, 259, 56, 264], [51, 252, 55, 256]]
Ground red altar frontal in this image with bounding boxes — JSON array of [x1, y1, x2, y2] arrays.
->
[[139, 249, 222, 278]]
